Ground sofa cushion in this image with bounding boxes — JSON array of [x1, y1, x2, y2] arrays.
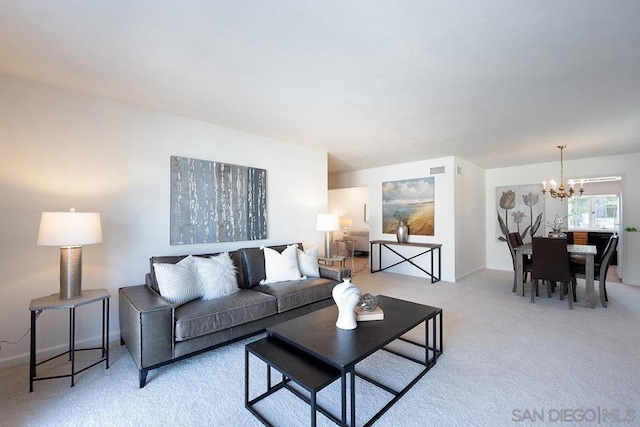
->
[[297, 246, 320, 277], [149, 250, 245, 293], [253, 277, 336, 313], [241, 244, 302, 288], [153, 256, 202, 307], [228, 251, 246, 289], [150, 255, 189, 293], [260, 244, 304, 284], [173, 289, 277, 341], [193, 253, 238, 300]]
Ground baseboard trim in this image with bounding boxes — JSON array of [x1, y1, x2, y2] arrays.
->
[[455, 267, 485, 282]]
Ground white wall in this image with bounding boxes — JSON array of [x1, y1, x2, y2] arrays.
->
[[0, 75, 329, 368], [454, 158, 486, 279], [328, 186, 369, 239], [580, 180, 622, 198], [330, 157, 457, 282], [485, 153, 640, 285]]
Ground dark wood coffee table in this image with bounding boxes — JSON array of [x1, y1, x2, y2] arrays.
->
[[265, 295, 443, 426]]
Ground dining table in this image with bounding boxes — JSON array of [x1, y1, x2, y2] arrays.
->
[[515, 242, 598, 308]]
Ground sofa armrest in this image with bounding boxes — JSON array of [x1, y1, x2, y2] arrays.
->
[[319, 265, 350, 281], [119, 285, 174, 372]]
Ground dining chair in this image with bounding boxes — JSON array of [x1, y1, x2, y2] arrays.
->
[[506, 232, 532, 296], [572, 234, 618, 307], [531, 237, 576, 309]]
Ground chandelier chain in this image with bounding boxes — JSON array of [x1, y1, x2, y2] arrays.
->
[[559, 144, 565, 189]]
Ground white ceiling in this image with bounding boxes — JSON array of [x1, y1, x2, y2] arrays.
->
[[2, 1, 640, 174]]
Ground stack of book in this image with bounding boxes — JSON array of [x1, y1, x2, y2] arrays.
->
[[355, 306, 384, 321]]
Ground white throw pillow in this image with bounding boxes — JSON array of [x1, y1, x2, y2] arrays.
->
[[297, 246, 320, 277], [153, 255, 202, 306], [260, 244, 305, 284], [193, 253, 238, 300]]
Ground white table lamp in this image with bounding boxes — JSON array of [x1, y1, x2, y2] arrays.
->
[[316, 214, 340, 257], [339, 217, 352, 240], [37, 209, 102, 299]]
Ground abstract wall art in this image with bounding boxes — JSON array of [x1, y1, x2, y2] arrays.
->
[[170, 156, 267, 245]]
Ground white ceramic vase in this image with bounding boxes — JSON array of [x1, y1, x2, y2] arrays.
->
[[332, 278, 361, 330]]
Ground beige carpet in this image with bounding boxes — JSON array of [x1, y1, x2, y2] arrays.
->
[[1, 269, 639, 426]]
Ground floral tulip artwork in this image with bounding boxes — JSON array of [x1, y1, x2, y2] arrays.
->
[[499, 190, 516, 231], [511, 210, 526, 234], [496, 185, 545, 242], [522, 192, 543, 238]]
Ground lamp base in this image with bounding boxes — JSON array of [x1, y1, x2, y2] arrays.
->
[[60, 246, 82, 299], [324, 231, 334, 258]]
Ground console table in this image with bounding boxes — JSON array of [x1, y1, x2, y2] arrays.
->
[[29, 289, 110, 391], [370, 240, 442, 283]]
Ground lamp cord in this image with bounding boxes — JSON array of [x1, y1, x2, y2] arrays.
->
[[0, 311, 40, 352]]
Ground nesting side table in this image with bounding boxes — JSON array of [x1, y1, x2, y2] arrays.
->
[[29, 288, 110, 391]]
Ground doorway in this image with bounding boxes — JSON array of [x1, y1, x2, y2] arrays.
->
[[328, 186, 370, 275]]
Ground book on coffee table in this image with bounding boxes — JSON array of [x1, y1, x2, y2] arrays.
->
[[355, 306, 384, 321]]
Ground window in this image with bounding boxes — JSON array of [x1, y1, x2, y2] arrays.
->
[[568, 194, 619, 230]]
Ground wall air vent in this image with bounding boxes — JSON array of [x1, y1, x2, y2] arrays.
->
[[430, 166, 445, 175]]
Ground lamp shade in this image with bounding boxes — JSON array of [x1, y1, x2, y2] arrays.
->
[[316, 214, 340, 231], [339, 217, 353, 228], [37, 210, 102, 247]]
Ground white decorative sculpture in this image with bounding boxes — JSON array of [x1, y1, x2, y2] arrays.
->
[[332, 278, 361, 330]]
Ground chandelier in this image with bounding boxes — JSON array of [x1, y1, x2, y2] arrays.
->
[[542, 145, 584, 200]]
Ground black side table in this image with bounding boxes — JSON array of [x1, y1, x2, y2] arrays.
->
[[29, 289, 110, 392]]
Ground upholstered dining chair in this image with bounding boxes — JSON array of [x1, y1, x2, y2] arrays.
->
[[506, 232, 532, 296], [572, 234, 618, 307], [531, 237, 576, 309]]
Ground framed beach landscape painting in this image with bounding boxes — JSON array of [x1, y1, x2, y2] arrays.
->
[[382, 177, 435, 236]]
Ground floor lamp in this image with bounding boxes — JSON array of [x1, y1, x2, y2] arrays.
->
[[316, 214, 340, 257], [37, 209, 103, 299]]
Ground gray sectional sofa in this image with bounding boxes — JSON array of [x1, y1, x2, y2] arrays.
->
[[119, 243, 347, 388]]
